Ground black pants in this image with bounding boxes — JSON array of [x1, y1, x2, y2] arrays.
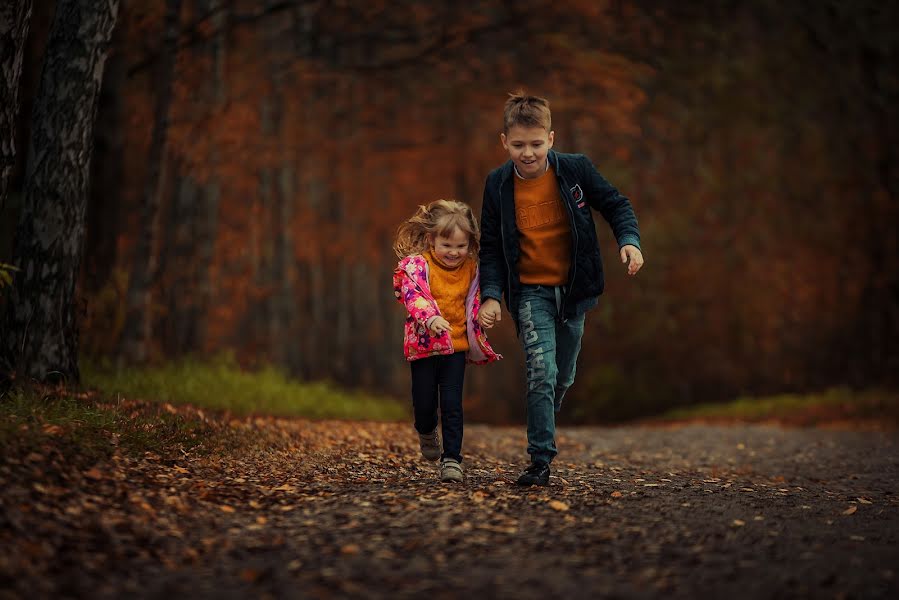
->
[[410, 351, 466, 462]]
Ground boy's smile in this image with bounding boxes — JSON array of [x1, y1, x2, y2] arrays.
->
[[501, 124, 554, 179]]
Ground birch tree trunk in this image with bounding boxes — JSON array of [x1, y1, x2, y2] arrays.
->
[[0, 0, 31, 210], [1, 0, 119, 382], [118, 0, 181, 363]]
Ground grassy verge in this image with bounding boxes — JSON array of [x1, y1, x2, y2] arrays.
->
[[1, 357, 405, 462], [655, 387, 899, 426], [0, 386, 253, 464], [81, 355, 406, 421]]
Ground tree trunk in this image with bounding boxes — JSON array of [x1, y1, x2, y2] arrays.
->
[[161, 166, 199, 355], [1, 0, 119, 383], [0, 0, 32, 210], [83, 8, 127, 293], [193, 0, 225, 351], [118, 0, 181, 363]]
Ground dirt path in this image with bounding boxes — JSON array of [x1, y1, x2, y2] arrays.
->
[[3, 418, 897, 599]]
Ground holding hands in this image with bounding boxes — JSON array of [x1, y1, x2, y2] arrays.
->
[[479, 298, 502, 329]]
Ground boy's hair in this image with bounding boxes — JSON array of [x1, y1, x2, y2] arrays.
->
[[503, 91, 551, 133], [393, 199, 480, 259]]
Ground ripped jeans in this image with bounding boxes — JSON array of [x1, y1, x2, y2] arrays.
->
[[518, 284, 586, 465]]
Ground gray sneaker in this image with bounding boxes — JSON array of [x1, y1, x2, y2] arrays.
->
[[440, 458, 463, 483], [418, 427, 441, 461]]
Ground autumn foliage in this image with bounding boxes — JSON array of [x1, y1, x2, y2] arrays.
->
[[7, 0, 897, 421]]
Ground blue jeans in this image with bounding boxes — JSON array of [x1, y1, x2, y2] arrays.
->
[[518, 285, 585, 465], [410, 351, 466, 462]]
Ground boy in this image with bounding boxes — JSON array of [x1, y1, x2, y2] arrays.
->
[[478, 92, 643, 486]]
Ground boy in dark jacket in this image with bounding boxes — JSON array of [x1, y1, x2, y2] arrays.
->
[[478, 92, 644, 486]]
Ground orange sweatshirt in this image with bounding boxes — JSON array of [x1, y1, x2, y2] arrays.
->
[[514, 166, 572, 285]]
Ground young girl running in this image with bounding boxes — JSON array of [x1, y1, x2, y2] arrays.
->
[[393, 199, 501, 483]]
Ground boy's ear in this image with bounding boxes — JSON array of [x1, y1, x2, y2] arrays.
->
[[500, 132, 508, 149], [548, 130, 555, 148]]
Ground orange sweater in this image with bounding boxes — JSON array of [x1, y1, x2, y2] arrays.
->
[[514, 166, 572, 285], [424, 251, 474, 352]]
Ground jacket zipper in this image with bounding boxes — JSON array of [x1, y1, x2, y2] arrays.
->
[[499, 178, 513, 308], [557, 158, 578, 323], [419, 260, 454, 354]]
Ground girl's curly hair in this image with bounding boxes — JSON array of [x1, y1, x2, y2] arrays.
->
[[393, 199, 480, 259]]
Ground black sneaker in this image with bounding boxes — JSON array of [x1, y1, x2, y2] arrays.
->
[[516, 461, 550, 486]]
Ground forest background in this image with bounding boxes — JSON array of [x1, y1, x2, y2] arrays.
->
[[2, 0, 896, 423]]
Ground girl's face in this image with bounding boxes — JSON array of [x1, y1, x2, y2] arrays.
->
[[431, 227, 470, 268]]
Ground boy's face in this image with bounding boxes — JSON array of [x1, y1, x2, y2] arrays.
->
[[501, 125, 554, 179]]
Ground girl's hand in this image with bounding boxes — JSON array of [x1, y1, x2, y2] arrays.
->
[[479, 299, 502, 329], [427, 316, 452, 335]]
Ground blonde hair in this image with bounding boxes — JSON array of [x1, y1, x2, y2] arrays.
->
[[393, 199, 480, 259], [503, 90, 552, 133]]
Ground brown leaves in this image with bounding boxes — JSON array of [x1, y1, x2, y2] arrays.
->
[[548, 500, 570, 512], [2, 402, 894, 600]]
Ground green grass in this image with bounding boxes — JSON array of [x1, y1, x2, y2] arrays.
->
[[657, 387, 898, 423], [0, 387, 231, 462], [81, 355, 406, 422]]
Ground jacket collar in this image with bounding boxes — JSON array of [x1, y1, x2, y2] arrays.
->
[[500, 150, 562, 187]]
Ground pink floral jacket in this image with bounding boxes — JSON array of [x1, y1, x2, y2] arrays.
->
[[393, 254, 501, 364]]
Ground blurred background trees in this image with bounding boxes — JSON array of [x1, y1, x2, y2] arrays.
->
[[2, 0, 896, 421]]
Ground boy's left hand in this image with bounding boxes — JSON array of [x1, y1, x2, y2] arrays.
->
[[620, 245, 644, 276]]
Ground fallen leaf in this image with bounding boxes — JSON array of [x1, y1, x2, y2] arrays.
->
[[85, 468, 103, 480], [220, 505, 235, 513], [341, 544, 360, 555], [611, 491, 623, 498], [548, 500, 569, 511], [857, 497, 873, 505], [732, 519, 746, 527], [842, 505, 857, 516]]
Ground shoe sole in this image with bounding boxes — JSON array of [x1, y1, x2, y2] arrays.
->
[[515, 478, 549, 486]]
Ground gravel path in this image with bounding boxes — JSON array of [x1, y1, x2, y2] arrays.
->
[[4, 420, 897, 599]]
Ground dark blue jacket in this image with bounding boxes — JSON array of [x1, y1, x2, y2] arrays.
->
[[479, 150, 641, 323]]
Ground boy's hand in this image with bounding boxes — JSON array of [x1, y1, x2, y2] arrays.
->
[[620, 245, 644, 276], [479, 298, 502, 329], [427, 316, 452, 335]]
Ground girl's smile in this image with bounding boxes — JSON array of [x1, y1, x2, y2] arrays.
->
[[432, 227, 470, 267]]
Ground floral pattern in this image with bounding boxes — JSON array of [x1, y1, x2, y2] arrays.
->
[[393, 254, 501, 364]]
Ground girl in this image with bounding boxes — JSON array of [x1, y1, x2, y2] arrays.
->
[[393, 199, 501, 483]]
